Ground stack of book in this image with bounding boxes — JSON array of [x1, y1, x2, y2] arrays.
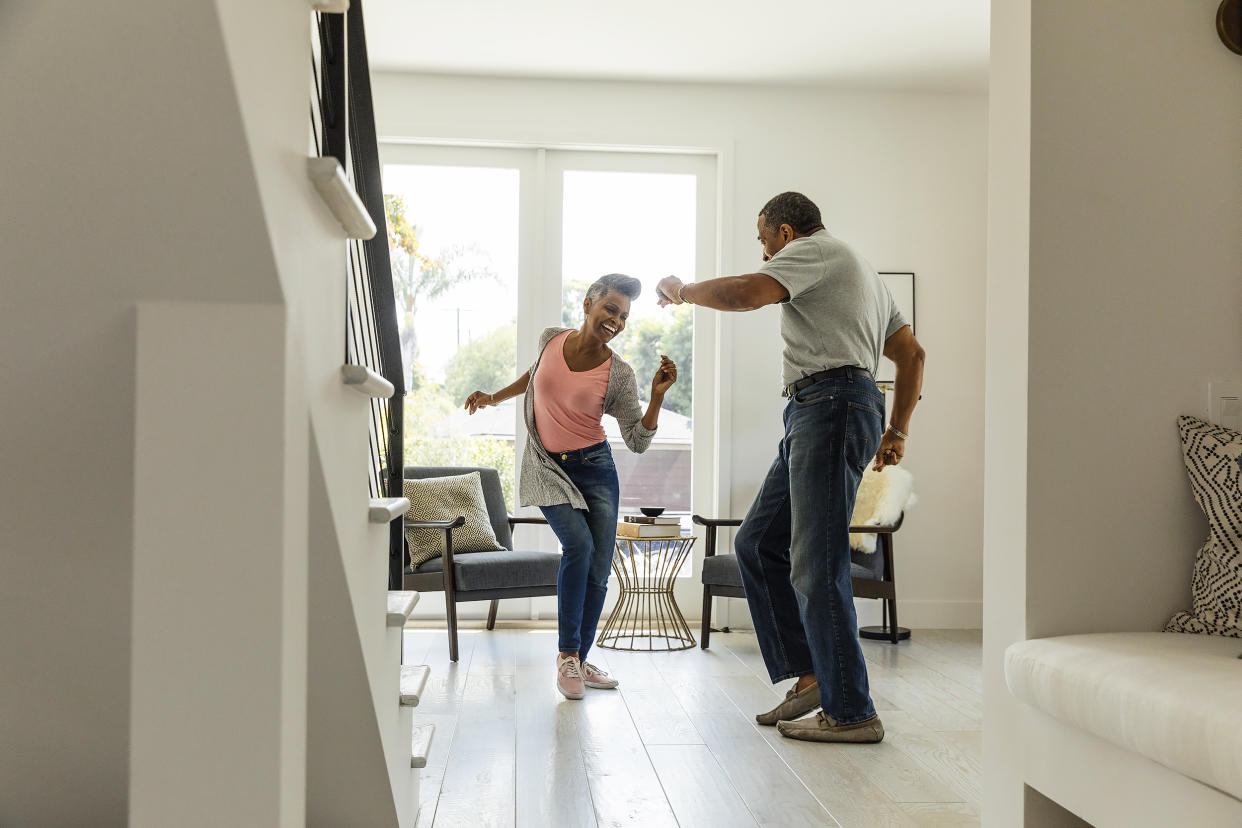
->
[[616, 514, 682, 539]]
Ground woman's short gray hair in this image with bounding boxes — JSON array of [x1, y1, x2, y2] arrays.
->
[[585, 273, 642, 303]]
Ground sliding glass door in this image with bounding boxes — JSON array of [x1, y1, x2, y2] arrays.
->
[[546, 151, 711, 522], [382, 143, 717, 614]]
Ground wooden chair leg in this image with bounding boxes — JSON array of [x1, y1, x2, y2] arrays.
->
[[882, 534, 907, 644], [444, 591, 459, 662], [860, 533, 909, 644], [701, 588, 713, 649], [442, 553, 459, 662], [486, 599, 499, 631]]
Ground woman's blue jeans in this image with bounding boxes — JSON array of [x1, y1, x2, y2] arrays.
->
[[734, 373, 885, 724], [538, 440, 619, 663]]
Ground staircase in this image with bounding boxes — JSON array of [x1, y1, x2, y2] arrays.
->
[[304, 4, 434, 825], [1, 1, 433, 824]]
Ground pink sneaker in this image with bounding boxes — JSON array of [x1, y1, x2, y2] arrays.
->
[[556, 654, 585, 700], [581, 662, 619, 690]]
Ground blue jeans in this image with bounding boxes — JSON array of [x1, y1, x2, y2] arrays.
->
[[538, 440, 620, 664], [734, 373, 885, 724]]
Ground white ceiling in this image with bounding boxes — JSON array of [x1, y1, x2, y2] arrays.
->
[[363, 1, 990, 91]]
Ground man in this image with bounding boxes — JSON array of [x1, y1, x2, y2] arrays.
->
[[656, 191, 925, 743]]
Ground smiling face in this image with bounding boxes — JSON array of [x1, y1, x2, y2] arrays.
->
[[582, 289, 631, 344]]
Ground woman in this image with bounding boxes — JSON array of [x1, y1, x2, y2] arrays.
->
[[463, 273, 677, 700]]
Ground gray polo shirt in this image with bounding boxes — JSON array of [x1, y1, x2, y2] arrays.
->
[[758, 229, 909, 387]]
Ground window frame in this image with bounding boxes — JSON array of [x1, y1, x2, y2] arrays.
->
[[380, 141, 720, 614]]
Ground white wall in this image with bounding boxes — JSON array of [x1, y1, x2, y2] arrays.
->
[[985, 0, 1242, 822], [1, 0, 406, 823], [0, 1, 289, 822], [372, 73, 989, 628], [1025, 0, 1242, 637]]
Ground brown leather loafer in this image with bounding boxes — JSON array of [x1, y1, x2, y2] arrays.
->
[[755, 682, 821, 726], [777, 712, 885, 743]]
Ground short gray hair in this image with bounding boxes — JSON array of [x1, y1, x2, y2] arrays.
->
[[585, 273, 642, 303], [759, 191, 824, 235]]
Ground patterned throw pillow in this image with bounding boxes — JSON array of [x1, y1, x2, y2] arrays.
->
[[403, 472, 505, 569], [1165, 416, 1242, 638]]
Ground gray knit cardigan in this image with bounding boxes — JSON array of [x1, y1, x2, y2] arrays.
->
[[518, 327, 656, 510]]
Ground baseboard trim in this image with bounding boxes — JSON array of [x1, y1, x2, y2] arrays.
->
[[865, 599, 983, 630]]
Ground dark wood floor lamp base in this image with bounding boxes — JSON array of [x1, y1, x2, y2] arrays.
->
[[860, 625, 911, 642]]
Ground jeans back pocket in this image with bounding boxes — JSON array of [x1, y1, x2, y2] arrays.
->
[[844, 400, 884, 468]]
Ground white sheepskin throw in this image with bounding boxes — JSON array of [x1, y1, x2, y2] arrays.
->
[[849, 465, 916, 554]]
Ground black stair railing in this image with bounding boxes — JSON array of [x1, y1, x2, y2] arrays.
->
[[312, 2, 407, 589]]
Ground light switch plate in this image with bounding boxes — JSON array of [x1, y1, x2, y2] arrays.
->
[[1208, 382, 1242, 430]]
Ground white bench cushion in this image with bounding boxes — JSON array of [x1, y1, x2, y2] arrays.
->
[[1005, 632, 1242, 800]]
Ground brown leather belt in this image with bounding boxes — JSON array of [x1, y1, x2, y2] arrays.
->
[[782, 366, 872, 398]]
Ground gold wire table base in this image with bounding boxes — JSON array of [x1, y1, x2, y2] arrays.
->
[[597, 535, 697, 652]]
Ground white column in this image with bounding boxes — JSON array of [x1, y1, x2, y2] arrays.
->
[[983, 0, 1031, 823], [130, 301, 306, 827]]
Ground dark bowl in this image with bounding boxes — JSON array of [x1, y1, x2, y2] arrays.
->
[[639, 506, 665, 517]]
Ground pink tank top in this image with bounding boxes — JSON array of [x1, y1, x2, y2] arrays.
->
[[533, 330, 612, 453]]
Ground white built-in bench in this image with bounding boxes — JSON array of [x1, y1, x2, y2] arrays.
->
[[1005, 632, 1242, 826]]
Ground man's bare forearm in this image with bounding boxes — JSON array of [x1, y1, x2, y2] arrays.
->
[[681, 276, 767, 311], [889, 355, 924, 435]]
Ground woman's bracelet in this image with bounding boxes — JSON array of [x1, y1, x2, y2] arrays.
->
[[887, 424, 909, 440], [677, 283, 693, 304]]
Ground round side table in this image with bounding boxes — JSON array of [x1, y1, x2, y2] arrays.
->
[[596, 535, 697, 651]]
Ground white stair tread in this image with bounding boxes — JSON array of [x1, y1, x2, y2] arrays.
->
[[400, 664, 431, 707], [340, 364, 395, 399], [386, 591, 419, 627], [411, 723, 435, 769], [369, 497, 410, 523], [307, 156, 376, 240], [311, 0, 349, 12]]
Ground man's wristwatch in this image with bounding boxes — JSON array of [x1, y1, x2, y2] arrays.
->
[[887, 425, 909, 440]]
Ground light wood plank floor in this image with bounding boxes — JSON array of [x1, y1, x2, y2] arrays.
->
[[403, 626, 982, 828]]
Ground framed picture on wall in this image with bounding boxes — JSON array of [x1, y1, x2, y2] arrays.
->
[[876, 272, 915, 383]]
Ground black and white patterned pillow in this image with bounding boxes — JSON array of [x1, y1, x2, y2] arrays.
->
[[1165, 416, 1242, 638], [403, 472, 505, 569]]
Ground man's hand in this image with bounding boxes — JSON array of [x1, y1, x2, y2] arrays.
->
[[651, 355, 677, 396], [873, 431, 905, 471], [463, 390, 494, 415], [656, 276, 685, 307]]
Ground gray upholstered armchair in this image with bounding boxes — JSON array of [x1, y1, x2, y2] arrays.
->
[[404, 466, 560, 661], [693, 513, 907, 647]]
